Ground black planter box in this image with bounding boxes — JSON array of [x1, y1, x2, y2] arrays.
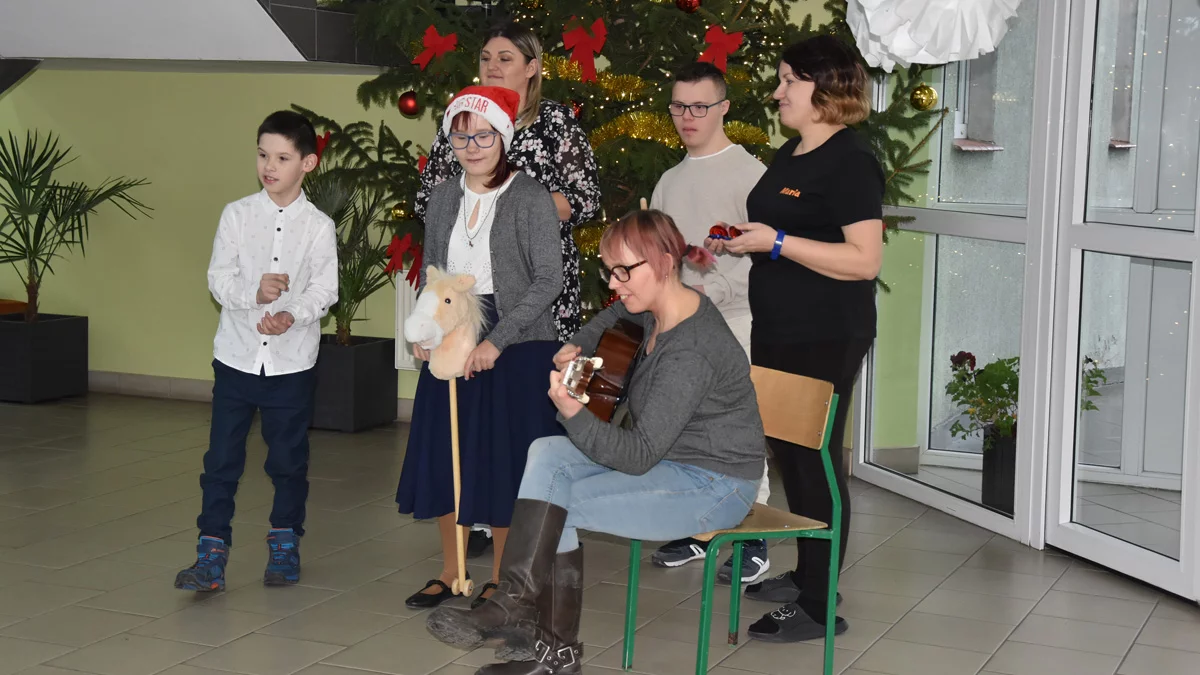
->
[[311, 334, 398, 433], [0, 312, 89, 404], [982, 425, 1016, 516]]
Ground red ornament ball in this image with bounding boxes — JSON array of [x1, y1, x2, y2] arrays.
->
[[570, 99, 585, 120], [397, 91, 421, 117], [675, 0, 701, 13]]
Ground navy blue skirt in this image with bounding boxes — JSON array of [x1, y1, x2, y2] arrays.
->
[[396, 298, 563, 527]]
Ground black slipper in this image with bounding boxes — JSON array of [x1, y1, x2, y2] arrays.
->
[[470, 582, 498, 609], [406, 578, 459, 609], [747, 602, 848, 643]]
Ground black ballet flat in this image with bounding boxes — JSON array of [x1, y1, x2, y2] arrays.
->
[[470, 581, 498, 609], [405, 577, 464, 609]]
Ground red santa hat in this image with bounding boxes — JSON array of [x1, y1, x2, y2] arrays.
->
[[442, 85, 521, 148]]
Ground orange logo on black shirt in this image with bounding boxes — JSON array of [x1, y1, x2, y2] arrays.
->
[[779, 187, 802, 197]]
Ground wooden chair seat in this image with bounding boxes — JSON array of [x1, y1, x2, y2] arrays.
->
[[693, 504, 826, 542]]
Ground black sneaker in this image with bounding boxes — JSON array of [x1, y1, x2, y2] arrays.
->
[[747, 602, 848, 643], [651, 538, 708, 568], [717, 539, 770, 585], [466, 530, 492, 559]]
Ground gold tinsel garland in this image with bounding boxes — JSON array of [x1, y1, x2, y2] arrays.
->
[[590, 113, 770, 150], [724, 121, 770, 146], [542, 55, 651, 100], [590, 112, 682, 148], [575, 223, 606, 256]]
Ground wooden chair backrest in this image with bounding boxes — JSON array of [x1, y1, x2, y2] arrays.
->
[[749, 366, 835, 451]]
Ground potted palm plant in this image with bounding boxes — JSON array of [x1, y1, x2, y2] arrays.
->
[[296, 111, 423, 432], [0, 131, 149, 403]]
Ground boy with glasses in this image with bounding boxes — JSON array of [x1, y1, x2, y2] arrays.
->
[[649, 62, 772, 585]]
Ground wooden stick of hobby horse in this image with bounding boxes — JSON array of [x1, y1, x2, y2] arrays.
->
[[449, 377, 472, 596]]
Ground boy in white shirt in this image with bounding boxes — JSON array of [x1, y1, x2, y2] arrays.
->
[[649, 63, 772, 585], [175, 111, 338, 592]]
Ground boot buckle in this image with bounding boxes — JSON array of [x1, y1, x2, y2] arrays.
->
[[533, 640, 578, 668]]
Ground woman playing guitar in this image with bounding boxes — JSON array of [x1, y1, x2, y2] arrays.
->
[[423, 209, 768, 675]]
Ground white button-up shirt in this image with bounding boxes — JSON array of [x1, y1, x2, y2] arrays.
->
[[207, 190, 338, 376]]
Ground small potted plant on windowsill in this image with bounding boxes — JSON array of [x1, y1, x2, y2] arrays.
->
[[0, 131, 150, 403], [946, 351, 1106, 515]]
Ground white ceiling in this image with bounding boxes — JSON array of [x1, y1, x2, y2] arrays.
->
[[0, 0, 304, 62]]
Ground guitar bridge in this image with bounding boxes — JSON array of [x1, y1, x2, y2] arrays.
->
[[562, 356, 604, 404]]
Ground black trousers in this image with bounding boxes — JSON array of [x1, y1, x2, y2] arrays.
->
[[196, 359, 317, 546], [751, 338, 872, 616]]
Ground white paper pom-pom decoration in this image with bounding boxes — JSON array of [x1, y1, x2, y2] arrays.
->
[[847, 0, 1022, 71]]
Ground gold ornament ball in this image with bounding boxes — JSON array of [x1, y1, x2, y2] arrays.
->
[[521, 0, 543, 8], [910, 83, 938, 111], [391, 203, 410, 220]]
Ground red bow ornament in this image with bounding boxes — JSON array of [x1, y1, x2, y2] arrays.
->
[[698, 25, 743, 73], [386, 233, 424, 290], [314, 131, 331, 165], [562, 18, 607, 83], [412, 25, 457, 70]]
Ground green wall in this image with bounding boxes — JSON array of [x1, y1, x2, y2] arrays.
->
[[0, 65, 429, 397], [0, 0, 935, 441]]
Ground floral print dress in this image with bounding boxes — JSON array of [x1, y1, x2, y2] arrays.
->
[[415, 99, 602, 341]]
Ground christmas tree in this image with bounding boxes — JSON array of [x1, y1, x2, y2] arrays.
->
[[306, 0, 945, 307]]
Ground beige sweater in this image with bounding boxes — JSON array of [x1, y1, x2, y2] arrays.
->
[[650, 144, 766, 321]]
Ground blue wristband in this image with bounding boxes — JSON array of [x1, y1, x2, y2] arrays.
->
[[770, 230, 785, 260]]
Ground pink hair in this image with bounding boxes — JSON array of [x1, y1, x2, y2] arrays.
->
[[600, 209, 715, 279]]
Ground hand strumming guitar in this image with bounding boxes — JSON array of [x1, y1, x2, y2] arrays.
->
[[548, 370, 585, 419], [553, 343, 582, 372]]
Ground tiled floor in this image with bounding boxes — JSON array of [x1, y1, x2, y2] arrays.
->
[[1, 394, 1198, 675], [909, 466, 1182, 559]]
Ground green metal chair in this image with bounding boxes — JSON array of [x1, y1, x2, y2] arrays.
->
[[621, 367, 843, 675]]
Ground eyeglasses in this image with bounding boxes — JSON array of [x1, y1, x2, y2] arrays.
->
[[448, 131, 499, 150], [599, 260, 648, 283], [667, 101, 725, 118]]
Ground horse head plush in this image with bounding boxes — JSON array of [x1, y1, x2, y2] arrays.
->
[[404, 266, 486, 381]]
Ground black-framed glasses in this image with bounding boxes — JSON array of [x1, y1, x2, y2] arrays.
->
[[667, 101, 725, 118], [600, 260, 648, 283], [448, 131, 499, 150]]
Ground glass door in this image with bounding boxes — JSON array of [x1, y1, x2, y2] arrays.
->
[[1045, 0, 1200, 600]]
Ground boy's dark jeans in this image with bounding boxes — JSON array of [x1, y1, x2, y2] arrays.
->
[[197, 359, 317, 547]]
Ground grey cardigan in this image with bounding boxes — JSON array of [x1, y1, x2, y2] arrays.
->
[[420, 171, 564, 351]]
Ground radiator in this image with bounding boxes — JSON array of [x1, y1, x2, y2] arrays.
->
[[394, 270, 420, 371]]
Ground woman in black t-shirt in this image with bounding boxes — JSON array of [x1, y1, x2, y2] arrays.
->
[[710, 35, 884, 643]]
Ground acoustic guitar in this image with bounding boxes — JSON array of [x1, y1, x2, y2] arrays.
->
[[561, 318, 645, 422]]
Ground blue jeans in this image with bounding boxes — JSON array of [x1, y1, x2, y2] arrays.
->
[[518, 436, 759, 553], [197, 359, 317, 546]]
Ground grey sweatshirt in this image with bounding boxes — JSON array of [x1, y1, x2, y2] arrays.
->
[[560, 294, 766, 480]]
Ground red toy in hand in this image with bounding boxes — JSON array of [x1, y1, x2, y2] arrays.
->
[[708, 225, 742, 241]]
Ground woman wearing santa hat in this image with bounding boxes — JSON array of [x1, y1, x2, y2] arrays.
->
[[397, 85, 566, 612], [415, 21, 601, 345]]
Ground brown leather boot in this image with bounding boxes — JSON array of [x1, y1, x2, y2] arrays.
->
[[426, 499, 567, 651], [479, 544, 584, 674]]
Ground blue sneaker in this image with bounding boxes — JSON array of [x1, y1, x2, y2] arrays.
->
[[174, 536, 228, 592], [717, 539, 770, 585], [264, 528, 301, 586]]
